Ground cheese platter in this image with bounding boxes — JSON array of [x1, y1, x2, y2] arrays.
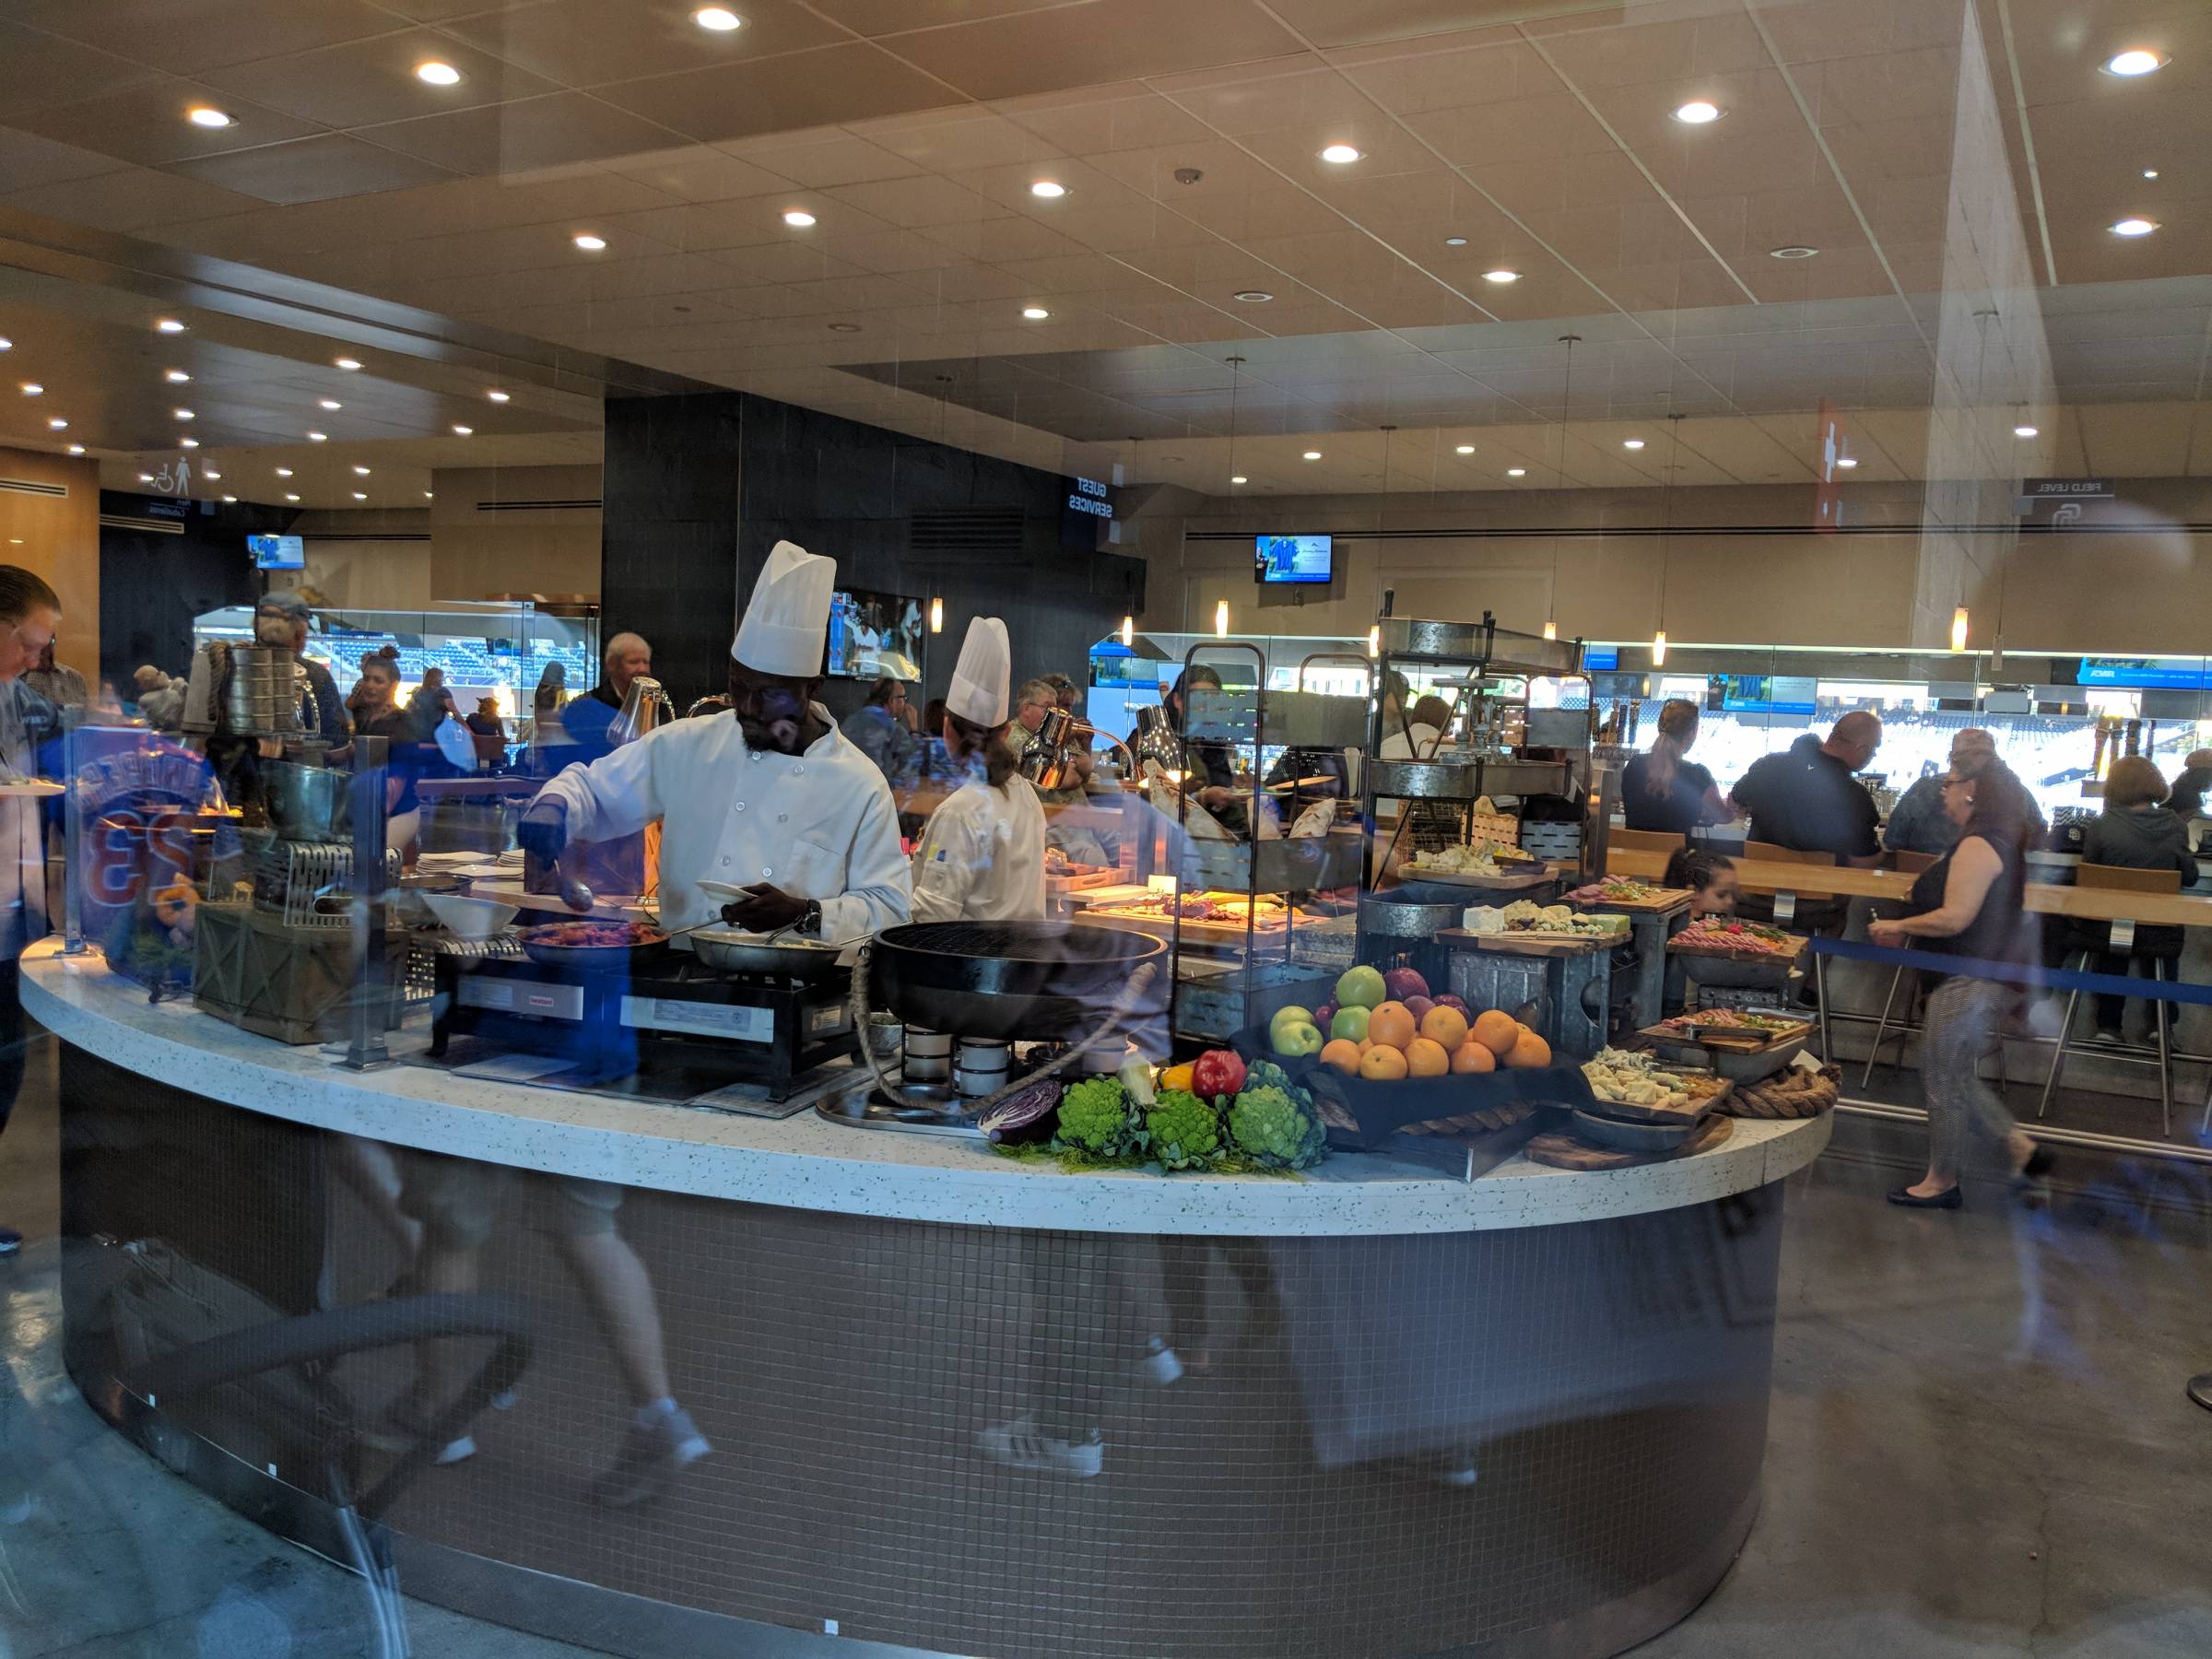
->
[[1563, 879, 1694, 915]]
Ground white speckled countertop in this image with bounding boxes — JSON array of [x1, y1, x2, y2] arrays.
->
[[22, 942, 1829, 1236]]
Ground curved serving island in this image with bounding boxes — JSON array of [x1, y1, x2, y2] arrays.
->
[[30, 940, 1829, 1659]]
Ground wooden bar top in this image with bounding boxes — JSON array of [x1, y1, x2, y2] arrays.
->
[[1606, 847, 2212, 929]]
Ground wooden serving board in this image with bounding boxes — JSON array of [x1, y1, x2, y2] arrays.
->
[[1525, 1112, 1733, 1171], [1639, 1018, 1812, 1053], [1070, 883, 1154, 908], [1075, 909, 1294, 948], [1044, 866, 1118, 895], [1573, 888, 1694, 915], [1666, 934, 1806, 964], [1398, 865, 1554, 891], [1461, 928, 1612, 957], [1583, 1075, 1731, 1124]]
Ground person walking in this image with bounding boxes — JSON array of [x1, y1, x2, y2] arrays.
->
[[1868, 759, 2052, 1208]]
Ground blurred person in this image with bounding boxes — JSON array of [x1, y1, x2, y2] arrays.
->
[[348, 654, 428, 857], [1884, 728, 2045, 855], [465, 695, 505, 771], [910, 619, 1043, 924], [345, 649, 384, 726], [1869, 760, 2051, 1207], [842, 675, 920, 785], [133, 665, 184, 731], [562, 632, 654, 766], [22, 638, 86, 712], [1623, 699, 1729, 834], [2072, 757, 2198, 1044], [1011, 674, 1113, 861], [2169, 747, 2212, 830], [0, 566, 61, 1255], [1663, 846, 1740, 919], [519, 675, 571, 770], [406, 665, 461, 743], [1160, 665, 1248, 838], [1730, 710, 1885, 866]]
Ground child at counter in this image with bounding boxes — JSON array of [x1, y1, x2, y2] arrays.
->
[[1665, 847, 1740, 918]]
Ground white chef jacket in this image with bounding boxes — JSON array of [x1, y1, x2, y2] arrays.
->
[[534, 707, 910, 942], [910, 776, 1046, 924]]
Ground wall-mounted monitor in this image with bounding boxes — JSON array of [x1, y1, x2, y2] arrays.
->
[[1254, 534, 1333, 585], [248, 534, 304, 571], [827, 588, 925, 680]]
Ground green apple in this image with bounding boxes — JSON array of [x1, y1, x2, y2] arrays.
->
[[1335, 964, 1387, 1010], [1269, 1004, 1315, 1037], [1330, 1005, 1371, 1043], [1272, 1019, 1324, 1058]]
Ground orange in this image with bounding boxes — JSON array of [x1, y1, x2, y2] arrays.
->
[[1504, 1031, 1552, 1068], [1357, 1043, 1408, 1080], [1319, 1038, 1363, 1074], [1367, 1001, 1417, 1051], [1451, 1041, 1496, 1074], [1405, 1036, 1450, 1077], [1418, 1006, 1469, 1053], [1471, 1009, 1522, 1057]]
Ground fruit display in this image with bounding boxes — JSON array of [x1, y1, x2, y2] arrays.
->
[[1580, 1048, 1728, 1112], [1307, 963, 1551, 1079], [1465, 900, 1628, 937], [1669, 918, 1800, 957]]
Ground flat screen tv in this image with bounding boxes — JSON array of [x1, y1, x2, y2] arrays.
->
[[249, 534, 304, 571], [827, 588, 925, 680], [1254, 534, 1333, 585]]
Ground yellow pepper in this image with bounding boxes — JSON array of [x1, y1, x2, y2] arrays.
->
[[1159, 1062, 1196, 1094]]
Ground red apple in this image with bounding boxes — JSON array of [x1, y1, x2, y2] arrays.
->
[[1405, 994, 1435, 1023], [1314, 1001, 1337, 1030], [1435, 993, 1469, 1015], [1383, 967, 1430, 1002]]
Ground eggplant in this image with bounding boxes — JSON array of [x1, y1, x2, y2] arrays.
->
[[979, 1078, 1063, 1144]]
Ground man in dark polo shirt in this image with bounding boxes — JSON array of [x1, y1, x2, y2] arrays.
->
[[1731, 712, 1885, 867]]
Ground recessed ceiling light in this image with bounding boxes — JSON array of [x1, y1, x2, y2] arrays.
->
[[138, 473, 155, 484], [1021, 306, 1050, 320], [18, 382, 41, 396], [65, 443, 83, 455], [204, 468, 220, 479], [307, 430, 327, 441], [352, 491, 368, 501], [276, 467, 292, 477], [423, 491, 434, 500], [692, 6, 743, 29], [1455, 444, 1476, 454], [1319, 143, 1363, 164], [1030, 180, 1066, 199], [2143, 169, 2161, 179], [2013, 424, 2039, 438], [487, 389, 510, 402], [1673, 100, 1724, 124], [1769, 245, 1819, 259], [186, 105, 233, 129], [1232, 290, 1274, 303], [1443, 236, 1467, 247], [318, 398, 341, 410], [156, 318, 184, 334], [1836, 456, 1858, 468], [1302, 450, 1323, 461], [2111, 217, 2159, 236], [1506, 467, 1527, 477], [826, 323, 861, 333], [45, 418, 65, 430], [221, 494, 237, 502], [179, 436, 199, 448], [174, 407, 194, 420], [284, 492, 300, 501], [164, 369, 190, 383], [1481, 268, 1521, 284], [353, 465, 371, 476], [572, 232, 607, 251], [2103, 50, 2168, 77], [782, 209, 816, 228], [1622, 438, 1646, 450], [416, 61, 462, 86], [1230, 475, 1247, 485], [453, 424, 473, 435], [0, 337, 11, 350], [335, 357, 361, 371]]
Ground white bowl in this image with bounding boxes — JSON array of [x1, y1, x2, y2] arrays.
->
[[424, 893, 520, 940]]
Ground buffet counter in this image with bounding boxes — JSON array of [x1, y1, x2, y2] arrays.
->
[[31, 940, 1827, 1659]]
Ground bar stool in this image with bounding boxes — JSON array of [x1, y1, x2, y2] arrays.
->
[[2037, 862, 2183, 1136], [1860, 850, 1940, 1086], [1744, 841, 1844, 1056]]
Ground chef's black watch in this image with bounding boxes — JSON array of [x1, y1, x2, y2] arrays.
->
[[796, 899, 823, 936]]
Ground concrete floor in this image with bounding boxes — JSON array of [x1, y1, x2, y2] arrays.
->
[[3, 1021, 2210, 1657]]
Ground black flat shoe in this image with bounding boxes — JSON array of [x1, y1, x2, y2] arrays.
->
[[2021, 1146, 2055, 1179], [1887, 1184, 1963, 1209]]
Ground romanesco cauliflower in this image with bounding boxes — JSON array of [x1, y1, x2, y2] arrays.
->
[[1227, 1083, 1325, 1170], [1144, 1088, 1222, 1171], [1053, 1076, 1136, 1158]]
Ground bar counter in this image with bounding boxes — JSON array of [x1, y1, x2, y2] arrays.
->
[[30, 940, 1827, 1659]]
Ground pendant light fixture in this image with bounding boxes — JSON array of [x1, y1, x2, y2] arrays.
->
[[1547, 334, 1579, 644], [1654, 410, 1683, 669], [1224, 355, 1244, 492], [1950, 606, 1970, 653], [1368, 624, 1381, 658], [1215, 598, 1230, 639], [1121, 614, 1134, 650], [929, 596, 943, 634], [1543, 620, 1559, 641]]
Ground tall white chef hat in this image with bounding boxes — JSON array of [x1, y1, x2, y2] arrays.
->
[[947, 616, 1011, 727], [731, 539, 836, 676]]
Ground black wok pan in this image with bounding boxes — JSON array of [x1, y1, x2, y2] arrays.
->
[[867, 921, 1166, 1041]]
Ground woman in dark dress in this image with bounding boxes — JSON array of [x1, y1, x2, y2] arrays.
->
[[1868, 759, 2051, 1207], [1621, 699, 1728, 834]]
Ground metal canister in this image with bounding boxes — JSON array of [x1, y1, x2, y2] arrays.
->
[[225, 647, 302, 740]]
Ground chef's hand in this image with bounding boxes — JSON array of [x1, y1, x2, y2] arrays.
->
[[516, 797, 568, 864], [722, 883, 806, 933], [1197, 785, 1235, 809], [1867, 918, 1908, 948]]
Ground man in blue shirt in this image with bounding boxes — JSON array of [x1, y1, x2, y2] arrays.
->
[[561, 632, 654, 767], [841, 675, 919, 785]]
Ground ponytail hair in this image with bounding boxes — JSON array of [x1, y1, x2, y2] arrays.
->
[[1643, 698, 1700, 798], [1663, 846, 1735, 899], [946, 711, 1018, 792]]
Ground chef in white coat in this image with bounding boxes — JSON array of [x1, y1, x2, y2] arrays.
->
[[910, 617, 1046, 924], [520, 541, 911, 942]]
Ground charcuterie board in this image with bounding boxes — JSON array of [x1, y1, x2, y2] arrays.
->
[[1441, 928, 1610, 958], [1524, 1112, 1733, 1171]]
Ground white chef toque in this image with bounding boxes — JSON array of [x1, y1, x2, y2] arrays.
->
[[731, 539, 836, 676], [946, 616, 1011, 726]]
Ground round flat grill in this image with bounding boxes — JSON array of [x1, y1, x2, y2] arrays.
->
[[867, 921, 1166, 1041]]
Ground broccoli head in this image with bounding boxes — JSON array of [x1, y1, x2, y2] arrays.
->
[[1054, 1075, 1136, 1158], [1227, 1084, 1325, 1170], [1145, 1088, 1223, 1171]]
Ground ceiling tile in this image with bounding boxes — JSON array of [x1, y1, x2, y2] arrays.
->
[[442, 0, 850, 88], [1259, 1, 1524, 52], [0, 22, 167, 120], [811, 0, 1077, 35], [201, 29, 566, 129], [823, 174, 994, 228], [597, 145, 798, 202], [592, 41, 953, 143], [5, 0, 400, 76], [0, 165, 267, 230], [0, 128, 129, 192], [6, 81, 326, 168], [881, 0, 1306, 102], [848, 107, 1065, 171], [715, 131, 929, 187], [355, 91, 688, 175], [165, 133, 463, 202]]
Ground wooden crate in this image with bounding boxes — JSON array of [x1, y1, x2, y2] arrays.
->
[[193, 901, 406, 1045]]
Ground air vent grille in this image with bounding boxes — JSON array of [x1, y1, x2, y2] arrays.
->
[[99, 513, 182, 535], [475, 499, 602, 513], [910, 508, 1024, 554], [0, 477, 67, 500]]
